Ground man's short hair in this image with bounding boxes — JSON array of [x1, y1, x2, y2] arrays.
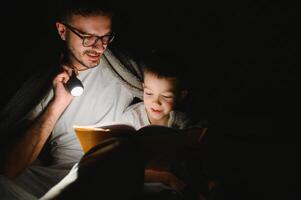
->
[[56, 0, 114, 23]]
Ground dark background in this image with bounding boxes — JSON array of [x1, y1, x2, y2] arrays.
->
[[1, 1, 299, 199]]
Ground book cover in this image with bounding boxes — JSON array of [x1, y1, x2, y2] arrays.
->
[[74, 122, 207, 170]]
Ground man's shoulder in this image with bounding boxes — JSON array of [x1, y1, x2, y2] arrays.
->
[[104, 47, 143, 80], [102, 48, 143, 98]]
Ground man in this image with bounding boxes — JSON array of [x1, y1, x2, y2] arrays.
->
[[0, 1, 143, 199]]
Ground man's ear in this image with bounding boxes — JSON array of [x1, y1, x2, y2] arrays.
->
[[56, 22, 67, 40]]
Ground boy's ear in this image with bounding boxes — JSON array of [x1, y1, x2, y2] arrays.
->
[[179, 89, 188, 101]]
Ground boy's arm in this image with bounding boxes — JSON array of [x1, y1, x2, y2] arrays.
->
[[183, 127, 208, 143], [1, 70, 73, 178], [145, 169, 187, 191]]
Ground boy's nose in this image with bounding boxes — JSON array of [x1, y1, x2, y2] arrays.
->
[[152, 98, 161, 106]]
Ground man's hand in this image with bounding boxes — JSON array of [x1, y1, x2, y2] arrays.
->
[[52, 66, 76, 108], [1, 66, 79, 178]]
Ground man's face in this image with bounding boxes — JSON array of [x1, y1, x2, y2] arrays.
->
[[57, 14, 112, 71], [143, 72, 177, 124]]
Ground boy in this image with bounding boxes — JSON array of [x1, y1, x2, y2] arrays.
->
[[121, 51, 192, 130], [121, 51, 207, 198]]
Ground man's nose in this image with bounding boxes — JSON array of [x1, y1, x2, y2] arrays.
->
[[92, 39, 106, 51]]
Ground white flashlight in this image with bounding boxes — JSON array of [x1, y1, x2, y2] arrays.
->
[[66, 70, 84, 96]]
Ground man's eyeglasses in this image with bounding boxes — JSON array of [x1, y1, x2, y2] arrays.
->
[[63, 23, 115, 47]]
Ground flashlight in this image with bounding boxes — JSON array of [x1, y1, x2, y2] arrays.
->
[[65, 70, 84, 96]]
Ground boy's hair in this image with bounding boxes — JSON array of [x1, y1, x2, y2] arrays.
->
[[56, 0, 114, 23], [141, 50, 188, 91]]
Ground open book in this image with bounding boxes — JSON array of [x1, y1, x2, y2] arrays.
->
[[74, 122, 208, 170]]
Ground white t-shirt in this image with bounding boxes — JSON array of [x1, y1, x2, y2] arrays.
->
[[13, 53, 141, 198], [121, 102, 192, 130]]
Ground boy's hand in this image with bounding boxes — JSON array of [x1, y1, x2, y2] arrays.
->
[[184, 127, 208, 144], [145, 169, 187, 192], [164, 171, 187, 192]]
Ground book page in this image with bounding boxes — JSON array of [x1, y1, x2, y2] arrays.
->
[[74, 122, 207, 170], [73, 121, 136, 153], [73, 120, 134, 130]]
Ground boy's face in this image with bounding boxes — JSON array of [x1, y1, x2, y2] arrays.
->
[[143, 72, 177, 124]]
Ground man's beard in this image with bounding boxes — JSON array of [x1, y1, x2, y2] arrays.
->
[[67, 47, 100, 70]]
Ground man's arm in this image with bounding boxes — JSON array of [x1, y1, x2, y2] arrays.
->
[[2, 70, 74, 178]]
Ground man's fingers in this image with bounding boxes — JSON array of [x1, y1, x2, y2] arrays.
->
[[62, 65, 79, 76], [53, 71, 70, 85], [61, 65, 73, 77]]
